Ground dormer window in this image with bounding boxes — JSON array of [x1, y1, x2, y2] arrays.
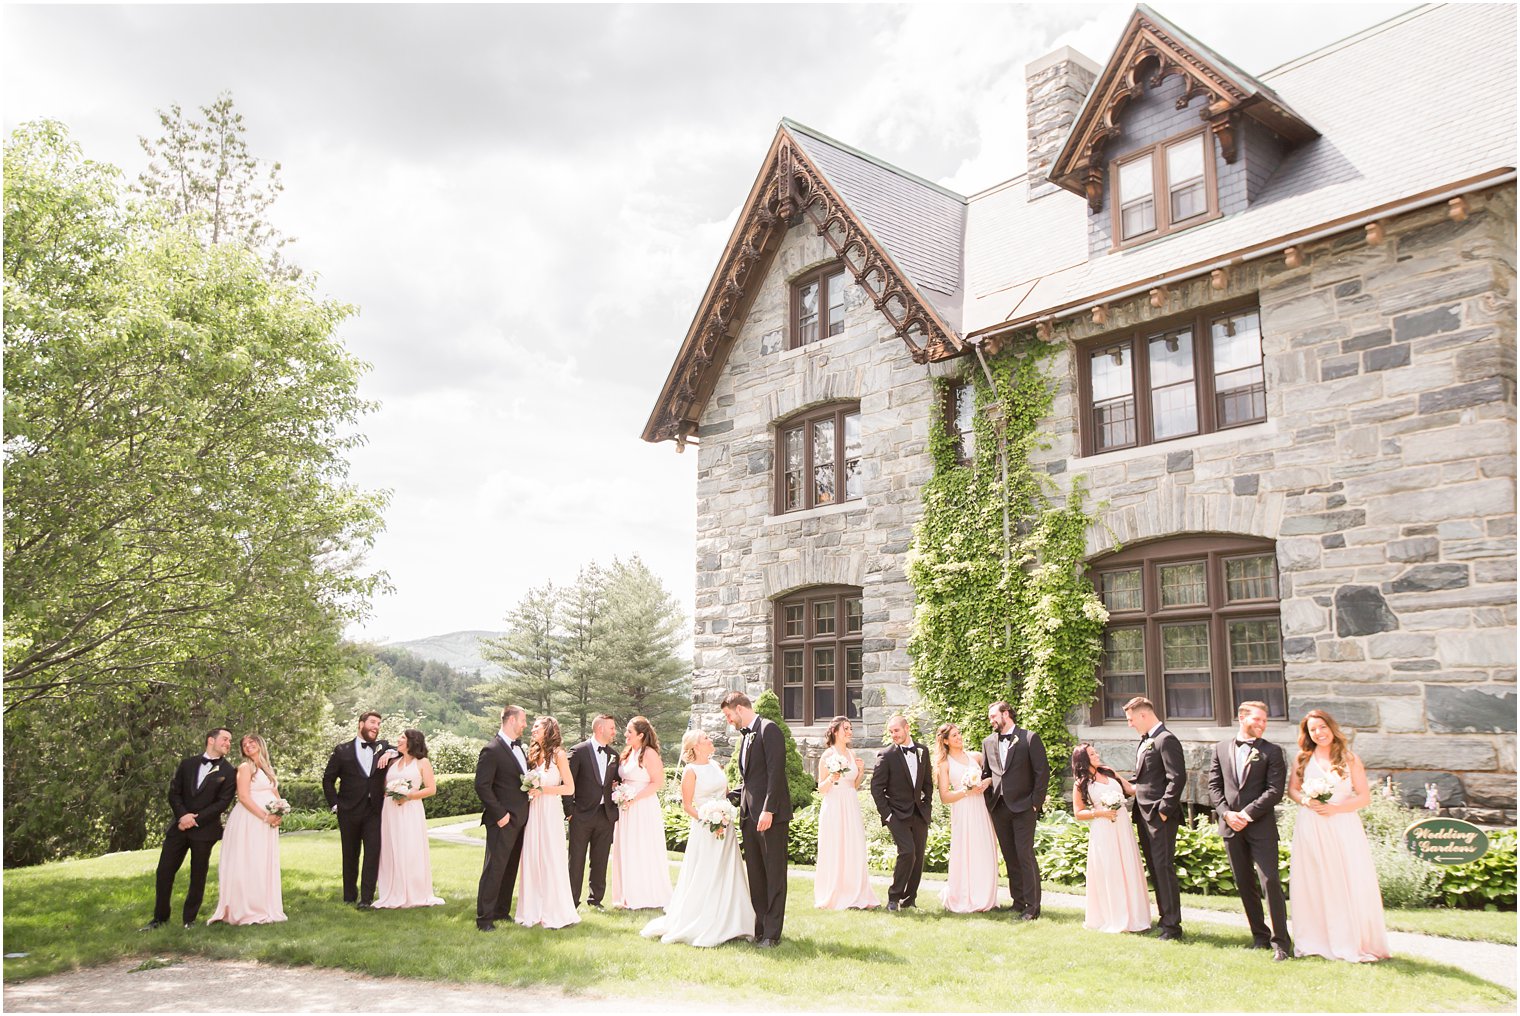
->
[[792, 265, 849, 348], [1112, 130, 1217, 246]]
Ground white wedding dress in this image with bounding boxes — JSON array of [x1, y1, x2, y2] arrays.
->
[[640, 761, 755, 947]]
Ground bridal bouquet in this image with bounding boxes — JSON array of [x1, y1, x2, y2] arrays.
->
[[520, 771, 542, 794], [264, 798, 292, 817], [611, 783, 637, 808], [1096, 785, 1125, 816], [697, 799, 739, 839], [958, 768, 983, 792], [1301, 777, 1335, 805], [824, 754, 850, 778], [386, 778, 413, 804]]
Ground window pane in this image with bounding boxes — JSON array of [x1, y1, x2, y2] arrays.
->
[[784, 428, 804, 511], [797, 280, 819, 345], [1119, 154, 1155, 238], [812, 419, 835, 505], [782, 649, 803, 721], [813, 600, 836, 636], [1212, 311, 1266, 427], [843, 412, 862, 501], [1101, 568, 1143, 612], [845, 597, 863, 633], [1225, 555, 1278, 601], [1229, 619, 1286, 718], [1159, 561, 1208, 606], [1167, 136, 1207, 222], [1149, 330, 1198, 440], [1090, 345, 1136, 451], [845, 645, 864, 719], [1171, 180, 1207, 223], [1102, 627, 1146, 720], [953, 382, 976, 462], [1162, 622, 1212, 718], [813, 648, 836, 720], [784, 603, 805, 639], [826, 270, 847, 337], [782, 650, 804, 685]]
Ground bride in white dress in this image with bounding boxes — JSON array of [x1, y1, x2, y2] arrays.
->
[[641, 730, 755, 947]]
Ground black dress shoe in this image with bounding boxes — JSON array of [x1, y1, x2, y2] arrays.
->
[[588, 901, 605, 910], [477, 921, 496, 932], [755, 938, 777, 949], [1273, 945, 1291, 962], [1158, 929, 1184, 942], [182, 921, 195, 929], [1019, 911, 1039, 921], [356, 901, 374, 911], [1245, 940, 1271, 950], [886, 901, 900, 912], [139, 921, 166, 932]]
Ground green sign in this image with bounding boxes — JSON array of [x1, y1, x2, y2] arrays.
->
[[1403, 817, 1490, 865]]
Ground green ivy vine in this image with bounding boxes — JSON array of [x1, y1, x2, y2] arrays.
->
[[906, 338, 1108, 773]]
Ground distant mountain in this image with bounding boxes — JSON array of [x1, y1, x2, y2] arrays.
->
[[386, 630, 505, 677]]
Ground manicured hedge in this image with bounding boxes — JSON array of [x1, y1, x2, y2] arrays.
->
[[279, 775, 481, 820]]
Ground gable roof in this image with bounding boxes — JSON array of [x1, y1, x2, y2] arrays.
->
[[642, 121, 967, 446], [1049, 3, 1317, 210]]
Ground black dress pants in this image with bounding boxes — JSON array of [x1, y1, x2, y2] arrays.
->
[[476, 818, 524, 925], [336, 805, 382, 903], [1136, 807, 1182, 933], [886, 814, 928, 907], [567, 810, 615, 906], [153, 828, 215, 924], [990, 805, 1041, 914], [742, 818, 790, 941], [1225, 828, 1291, 949]]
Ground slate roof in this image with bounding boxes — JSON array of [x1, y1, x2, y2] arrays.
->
[[786, 120, 968, 334], [963, 2, 1518, 334]]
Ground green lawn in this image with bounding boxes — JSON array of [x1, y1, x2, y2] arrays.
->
[[2, 832, 1513, 1012]]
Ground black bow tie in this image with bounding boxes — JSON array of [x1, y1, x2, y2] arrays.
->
[[998, 732, 1015, 742], [1235, 738, 1256, 748], [360, 740, 376, 751], [738, 726, 753, 736], [201, 756, 216, 764], [601, 745, 616, 756], [900, 745, 913, 754]]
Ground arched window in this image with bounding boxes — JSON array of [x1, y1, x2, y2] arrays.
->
[[1090, 535, 1285, 724], [773, 585, 864, 725]]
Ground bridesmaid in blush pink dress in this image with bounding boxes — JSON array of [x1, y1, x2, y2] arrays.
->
[[374, 728, 445, 909], [935, 723, 999, 913], [608, 716, 673, 910], [1071, 743, 1150, 933], [1288, 709, 1390, 962], [814, 716, 878, 910], [208, 734, 287, 926], [516, 715, 580, 929]]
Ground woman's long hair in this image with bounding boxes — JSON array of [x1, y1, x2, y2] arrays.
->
[[621, 716, 659, 763], [241, 733, 276, 787], [933, 723, 958, 774], [400, 728, 429, 760], [529, 716, 562, 768], [1070, 743, 1116, 809], [1294, 709, 1351, 783]]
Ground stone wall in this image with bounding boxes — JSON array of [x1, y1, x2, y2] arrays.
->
[[690, 220, 957, 757], [1033, 183, 1517, 821]]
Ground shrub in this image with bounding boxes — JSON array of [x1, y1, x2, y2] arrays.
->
[[279, 775, 482, 819], [724, 689, 815, 812], [1373, 838, 1443, 908], [426, 731, 482, 775], [1431, 829, 1517, 910], [662, 793, 689, 853], [789, 807, 820, 865], [278, 810, 338, 833]]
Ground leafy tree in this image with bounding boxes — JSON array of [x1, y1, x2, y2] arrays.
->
[[724, 688, 815, 811], [481, 582, 563, 720], [3, 121, 385, 864], [589, 558, 690, 758], [558, 563, 608, 742], [136, 92, 295, 276]]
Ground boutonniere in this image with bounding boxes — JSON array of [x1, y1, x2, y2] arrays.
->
[[1139, 739, 1155, 755], [1246, 748, 1262, 766]]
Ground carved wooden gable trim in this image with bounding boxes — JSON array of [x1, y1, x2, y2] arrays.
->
[[643, 126, 963, 446], [1049, 5, 1316, 212]]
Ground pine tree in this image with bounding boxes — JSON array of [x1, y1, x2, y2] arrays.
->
[[588, 558, 690, 757], [481, 582, 563, 719], [559, 563, 608, 742]]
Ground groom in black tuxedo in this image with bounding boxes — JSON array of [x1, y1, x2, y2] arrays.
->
[[1208, 700, 1292, 960], [143, 727, 237, 929], [871, 714, 934, 911], [564, 713, 620, 908], [721, 690, 791, 947], [981, 700, 1049, 919], [475, 704, 532, 930], [1125, 695, 1188, 941], [322, 710, 397, 908]]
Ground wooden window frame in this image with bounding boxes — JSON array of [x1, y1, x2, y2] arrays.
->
[[1089, 535, 1285, 726], [1075, 298, 1265, 457], [1109, 128, 1221, 250], [774, 402, 862, 515], [943, 379, 976, 466], [773, 585, 865, 726], [789, 263, 850, 349]]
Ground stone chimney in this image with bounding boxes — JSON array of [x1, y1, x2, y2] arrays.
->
[[1026, 45, 1101, 201]]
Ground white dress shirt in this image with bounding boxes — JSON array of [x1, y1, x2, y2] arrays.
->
[[354, 737, 374, 776], [902, 743, 919, 785]]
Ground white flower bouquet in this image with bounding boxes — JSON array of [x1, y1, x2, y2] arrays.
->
[[1301, 777, 1335, 804], [611, 783, 637, 808], [1096, 785, 1125, 816], [385, 778, 413, 804], [264, 798, 291, 817], [520, 771, 542, 794], [697, 799, 739, 839], [824, 754, 850, 777], [959, 767, 983, 792]]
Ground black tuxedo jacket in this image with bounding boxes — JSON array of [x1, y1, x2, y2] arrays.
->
[[1131, 724, 1188, 817], [1206, 736, 1286, 840], [979, 726, 1050, 815], [735, 716, 791, 823], [563, 739, 620, 822], [322, 738, 395, 816], [871, 741, 934, 825], [475, 734, 531, 828], [165, 754, 238, 841]]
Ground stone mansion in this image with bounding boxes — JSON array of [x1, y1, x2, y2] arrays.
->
[[643, 5, 1517, 821]]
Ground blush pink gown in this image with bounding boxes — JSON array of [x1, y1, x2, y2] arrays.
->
[[516, 760, 580, 929], [208, 768, 286, 925], [374, 758, 445, 909], [1082, 775, 1151, 932], [1289, 756, 1391, 961], [814, 751, 878, 910], [941, 754, 1000, 913], [608, 750, 673, 910]]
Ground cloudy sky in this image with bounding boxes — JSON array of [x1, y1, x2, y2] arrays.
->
[[4, 2, 1413, 645]]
